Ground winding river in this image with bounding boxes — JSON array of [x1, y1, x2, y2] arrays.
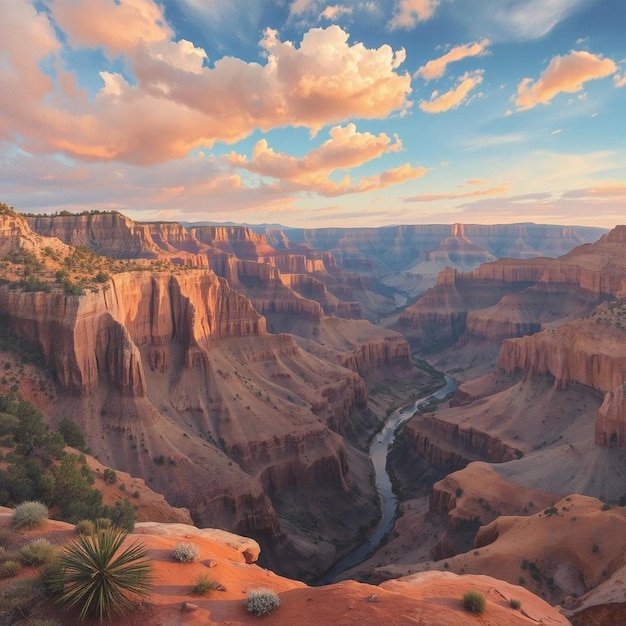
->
[[316, 373, 457, 584]]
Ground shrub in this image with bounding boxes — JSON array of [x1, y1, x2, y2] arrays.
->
[[462, 590, 486, 614], [19, 538, 57, 566], [509, 598, 521, 610], [0, 560, 21, 578], [11, 501, 49, 529], [244, 588, 280, 616], [96, 518, 112, 530], [455, 486, 463, 498], [193, 574, 221, 595], [57, 418, 86, 451], [55, 529, 153, 621], [39, 558, 64, 596], [171, 542, 199, 563], [592, 543, 600, 553], [103, 469, 117, 485], [75, 520, 96, 536]]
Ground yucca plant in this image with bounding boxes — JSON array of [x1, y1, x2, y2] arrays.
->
[[55, 528, 153, 621]]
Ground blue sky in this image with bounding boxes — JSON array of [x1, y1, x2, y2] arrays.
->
[[1, 0, 625, 228]]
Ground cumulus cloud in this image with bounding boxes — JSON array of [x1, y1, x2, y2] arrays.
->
[[419, 70, 484, 113], [404, 184, 510, 202], [415, 39, 490, 81], [46, 0, 172, 56], [0, 1, 412, 164], [515, 50, 617, 111], [228, 123, 426, 196], [389, 0, 440, 30]]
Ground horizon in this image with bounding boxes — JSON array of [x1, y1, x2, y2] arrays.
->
[[1, 0, 625, 229]]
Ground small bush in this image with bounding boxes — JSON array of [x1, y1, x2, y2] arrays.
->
[[509, 598, 521, 610], [193, 574, 221, 595], [245, 588, 280, 616], [601, 503, 613, 511], [462, 590, 486, 614], [0, 560, 21, 578], [455, 486, 463, 498], [172, 542, 199, 563], [103, 469, 117, 485], [75, 520, 96, 536], [11, 501, 49, 529], [39, 558, 64, 596], [96, 518, 112, 530], [592, 543, 600, 553], [19, 538, 56, 566]]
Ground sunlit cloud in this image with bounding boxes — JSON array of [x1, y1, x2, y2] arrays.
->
[[515, 50, 617, 111], [46, 0, 172, 56], [0, 3, 412, 164], [419, 70, 483, 113], [320, 5, 353, 20], [227, 123, 426, 196], [388, 0, 440, 30], [415, 39, 490, 81], [404, 184, 510, 202]]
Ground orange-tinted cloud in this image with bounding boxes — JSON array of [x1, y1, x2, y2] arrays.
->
[[389, 0, 439, 30], [405, 184, 510, 202], [47, 0, 171, 56], [415, 39, 490, 81], [1, 2, 412, 164], [321, 5, 353, 20], [515, 50, 617, 111], [419, 71, 483, 113], [228, 124, 426, 196]]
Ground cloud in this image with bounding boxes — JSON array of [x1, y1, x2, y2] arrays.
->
[[562, 184, 626, 200], [46, 0, 172, 56], [389, 0, 440, 30], [419, 70, 483, 113], [227, 123, 426, 196], [320, 5, 353, 20], [0, 2, 412, 164], [458, 0, 595, 43], [415, 39, 490, 81], [404, 184, 510, 202], [515, 50, 617, 111], [615, 74, 626, 88]]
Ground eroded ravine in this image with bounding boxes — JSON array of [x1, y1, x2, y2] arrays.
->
[[317, 373, 456, 584]]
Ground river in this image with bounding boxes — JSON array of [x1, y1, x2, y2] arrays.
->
[[316, 373, 457, 584]]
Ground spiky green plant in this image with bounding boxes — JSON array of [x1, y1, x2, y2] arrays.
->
[[55, 528, 153, 621]]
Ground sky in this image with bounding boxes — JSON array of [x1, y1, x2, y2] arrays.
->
[[1, 0, 625, 228]]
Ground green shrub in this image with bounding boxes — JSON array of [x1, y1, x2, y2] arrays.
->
[[39, 558, 64, 596], [96, 518, 112, 530], [193, 574, 221, 595], [509, 598, 521, 609], [11, 501, 49, 529], [103, 469, 117, 485], [0, 560, 21, 578], [55, 529, 153, 621], [462, 590, 486, 614], [244, 588, 280, 616], [75, 520, 96, 536], [19, 538, 56, 566], [57, 418, 86, 451], [171, 542, 199, 563]]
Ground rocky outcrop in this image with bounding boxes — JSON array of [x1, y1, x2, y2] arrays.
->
[[27, 212, 162, 258], [399, 262, 545, 346]]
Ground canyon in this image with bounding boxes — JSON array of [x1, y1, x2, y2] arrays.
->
[[4, 203, 626, 622]]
